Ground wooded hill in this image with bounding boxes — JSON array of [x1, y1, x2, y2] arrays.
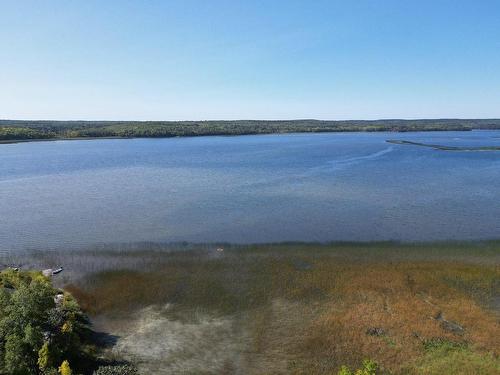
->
[[1, 119, 500, 141]]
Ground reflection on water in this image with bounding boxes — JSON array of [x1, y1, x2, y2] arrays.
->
[[0, 131, 499, 252]]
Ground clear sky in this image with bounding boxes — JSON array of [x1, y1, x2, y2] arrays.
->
[[1, 0, 499, 120]]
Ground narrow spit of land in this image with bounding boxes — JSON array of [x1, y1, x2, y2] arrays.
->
[[5, 241, 499, 374], [2, 118, 500, 142], [386, 139, 500, 151]]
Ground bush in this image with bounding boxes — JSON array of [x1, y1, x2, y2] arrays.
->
[[338, 359, 378, 375], [58, 360, 72, 375]]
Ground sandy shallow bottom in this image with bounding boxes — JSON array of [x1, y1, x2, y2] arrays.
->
[[95, 299, 309, 374], [109, 306, 241, 374]]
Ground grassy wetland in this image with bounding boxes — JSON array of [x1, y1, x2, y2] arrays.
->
[[6, 241, 499, 374]]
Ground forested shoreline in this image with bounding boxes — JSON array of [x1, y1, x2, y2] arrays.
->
[[2, 119, 500, 141]]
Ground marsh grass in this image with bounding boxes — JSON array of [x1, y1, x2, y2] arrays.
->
[[3, 241, 499, 373], [410, 338, 499, 375]]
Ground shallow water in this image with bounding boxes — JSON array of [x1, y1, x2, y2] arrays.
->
[[1, 131, 499, 252]]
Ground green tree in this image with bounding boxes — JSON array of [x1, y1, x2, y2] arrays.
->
[[4, 333, 31, 374], [0, 270, 93, 374]]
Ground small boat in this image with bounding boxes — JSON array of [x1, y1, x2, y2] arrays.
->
[[52, 267, 63, 275]]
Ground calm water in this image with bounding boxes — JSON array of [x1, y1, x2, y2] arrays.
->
[[1, 131, 500, 252]]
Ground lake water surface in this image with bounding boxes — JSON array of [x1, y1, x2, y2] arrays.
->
[[1, 131, 499, 252]]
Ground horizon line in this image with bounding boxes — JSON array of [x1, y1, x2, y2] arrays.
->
[[2, 117, 500, 123]]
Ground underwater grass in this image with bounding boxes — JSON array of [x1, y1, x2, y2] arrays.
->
[[52, 242, 500, 373], [4, 241, 498, 373]]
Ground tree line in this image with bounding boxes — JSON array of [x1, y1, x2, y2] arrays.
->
[[2, 119, 500, 141]]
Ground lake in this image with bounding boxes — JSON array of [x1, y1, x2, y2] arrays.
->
[[1, 131, 499, 253]]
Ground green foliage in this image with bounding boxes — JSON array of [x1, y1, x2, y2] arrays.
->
[[0, 270, 92, 374], [422, 337, 467, 352], [338, 359, 379, 375], [58, 360, 72, 375], [2, 119, 500, 141], [38, 341, 51, 370], [411, 341, 500, 375], [0, 126, 55, 140]]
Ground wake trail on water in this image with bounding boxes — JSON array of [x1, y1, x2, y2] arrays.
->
[[303, 146, 395, 176], [326, 146, 394, 167], [246, 146, 395, 188]]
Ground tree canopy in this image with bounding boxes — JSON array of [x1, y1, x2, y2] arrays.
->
[[0, 269, 92, 374], [2, 119, 500, 141]]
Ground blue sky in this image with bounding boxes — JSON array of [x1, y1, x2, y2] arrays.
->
[[1, 0, 499, 120]]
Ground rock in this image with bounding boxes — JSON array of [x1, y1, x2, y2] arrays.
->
[[54, 293, 64, 305], [42, 269, 52, 277], [434, 311, 444, 321], [366, 327, 387, 336], [434, 311, 464, 335], [440, 320, 465, 335]]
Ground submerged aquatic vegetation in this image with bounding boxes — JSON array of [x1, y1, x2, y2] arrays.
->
[[19, 241, 496, 374]]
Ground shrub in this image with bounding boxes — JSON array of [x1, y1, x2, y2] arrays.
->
[[38, 341, 51, 370], [58, 360, 72, 375], [338, 359, 378, 375]]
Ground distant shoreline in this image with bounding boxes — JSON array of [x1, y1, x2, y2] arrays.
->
[[0, 136, 131, 145], [2, 118, 500, 144], [0, 128, 484, 145]]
